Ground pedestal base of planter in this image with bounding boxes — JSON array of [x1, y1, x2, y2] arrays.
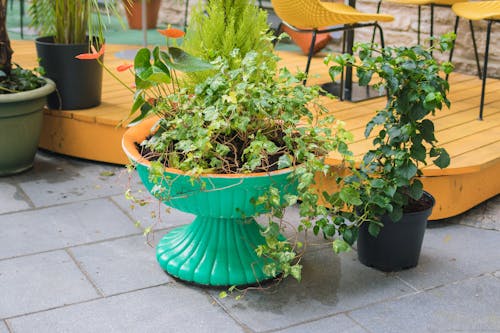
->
[[156, 216, 274, 287]]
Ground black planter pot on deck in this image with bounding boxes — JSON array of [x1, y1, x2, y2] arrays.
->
[[35, 36, 103, 110]]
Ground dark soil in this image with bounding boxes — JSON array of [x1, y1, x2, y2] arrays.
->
[[403, 193, 434, 213], [134, 129, 288, 174]]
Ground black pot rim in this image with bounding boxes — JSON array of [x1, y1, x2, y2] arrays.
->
[[35, 36, 101, 47]]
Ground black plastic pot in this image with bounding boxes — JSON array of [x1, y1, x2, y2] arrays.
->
[[357, 192, 435, 272], [35, 36, 103, 110]]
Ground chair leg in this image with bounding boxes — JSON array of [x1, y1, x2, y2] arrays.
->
[[273, 22, 283, 47], [375, 22, 385, 48], [469, 20, 482, 80], [446, 16, 460, 81], [479, 20, 492, 121], [430, 4, 435, 53], [417, 5, 421, 45], [371, 0, 383, 46], [183, 0, 190, 31], [303, 29, 318, 86]]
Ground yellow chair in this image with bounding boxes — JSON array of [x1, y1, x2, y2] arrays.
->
[[452, 1, 500, 120], [270, 0, 394, 94], [375, 0, 482, 77]]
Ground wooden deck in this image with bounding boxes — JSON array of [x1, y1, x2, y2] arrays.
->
[[11, 40, 500, 220]]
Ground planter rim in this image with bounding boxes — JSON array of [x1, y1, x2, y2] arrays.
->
[[35, 36, 96, 47], [0, 78, 55, 104], [122, 116, 295, 179]]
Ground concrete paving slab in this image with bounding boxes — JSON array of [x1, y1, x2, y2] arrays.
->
[[0, 321, 8, 333], [111, 192, 194, 230], [0, 182, 30, 214], [395, 224, 500, 290], [441, 195, 500, 231], [274, 313, 368, 333], [8, 285, 244, 333], [0, 251, 99, 319], [14, 152, 129, 207], [213, 249, 415, 332], [70, 234, 170, 296], [349, 275, 500, 333], [0, 199, 139, 260]]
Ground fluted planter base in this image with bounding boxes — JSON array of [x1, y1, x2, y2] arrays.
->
[[157, 217, 272, 286]]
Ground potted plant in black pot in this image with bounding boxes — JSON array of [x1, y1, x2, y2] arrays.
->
[[326, 34, 455, 271], [28, 0, 124, 110], [0, 0, 55, 175]]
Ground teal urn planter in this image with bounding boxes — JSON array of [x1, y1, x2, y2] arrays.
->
[[122, 117, 298, 287], [0, 78, 55, 176]]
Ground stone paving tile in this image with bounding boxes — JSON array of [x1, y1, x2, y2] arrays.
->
[[12, 152, 129, 207], [0, 321, 8, 333], [395, 224, 500, 290], [441, 195, 500, 231], [0, 251, 99, 319], [348, 275, 500, 333], [70, 233, 170, 296], [110, 192, 194, 230], [213, 249, 414, 332], [0, 199, 138, 260], [8, 285, 244, 333], [273, 314, 368, 333], [0, 182, 30, 214]]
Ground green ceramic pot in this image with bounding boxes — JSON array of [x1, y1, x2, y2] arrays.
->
[[0, 78, 55, 176], [122, 118, 298, 286]]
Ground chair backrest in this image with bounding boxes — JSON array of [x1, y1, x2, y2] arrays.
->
[[270, 0, 337, 27], [452, 1, 500, 21], [270, 0, 393, 28]]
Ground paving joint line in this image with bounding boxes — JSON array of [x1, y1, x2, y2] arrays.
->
[[0, 195, 123, 218], [65, 248, 105, 298], [3, 319, 13, 333], [345, 312, 375, 333], [207, 291, 257, 333], [2, 282, 172, 322]]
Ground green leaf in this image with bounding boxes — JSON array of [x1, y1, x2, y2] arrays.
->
[[342, 228, 358, 245], [134, 48, 151, 76], [409, 179, 424, 200], [290, 265, 302, 282], [433, 148, 450, 169], [332, 239, 350, 253], [161, 48, 213, 73], [368, 222, 381, 237], [398, 161, 418, 180], [420, 119, 436, 143], [339, 187, 363, 206], [278, 154, 292, 169]]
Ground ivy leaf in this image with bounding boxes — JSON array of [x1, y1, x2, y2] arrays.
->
[[278, 154, 292, 169], [290, 265, 302, 282], [332, 239, 350, 253]]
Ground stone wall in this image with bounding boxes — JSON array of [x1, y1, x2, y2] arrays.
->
[[157, 0, 499, 78]]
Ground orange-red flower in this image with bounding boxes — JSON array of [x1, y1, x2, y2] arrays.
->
[[157, 28, 185, 39], [116, 63, 133, 72], [75, 44, 106, 60]]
